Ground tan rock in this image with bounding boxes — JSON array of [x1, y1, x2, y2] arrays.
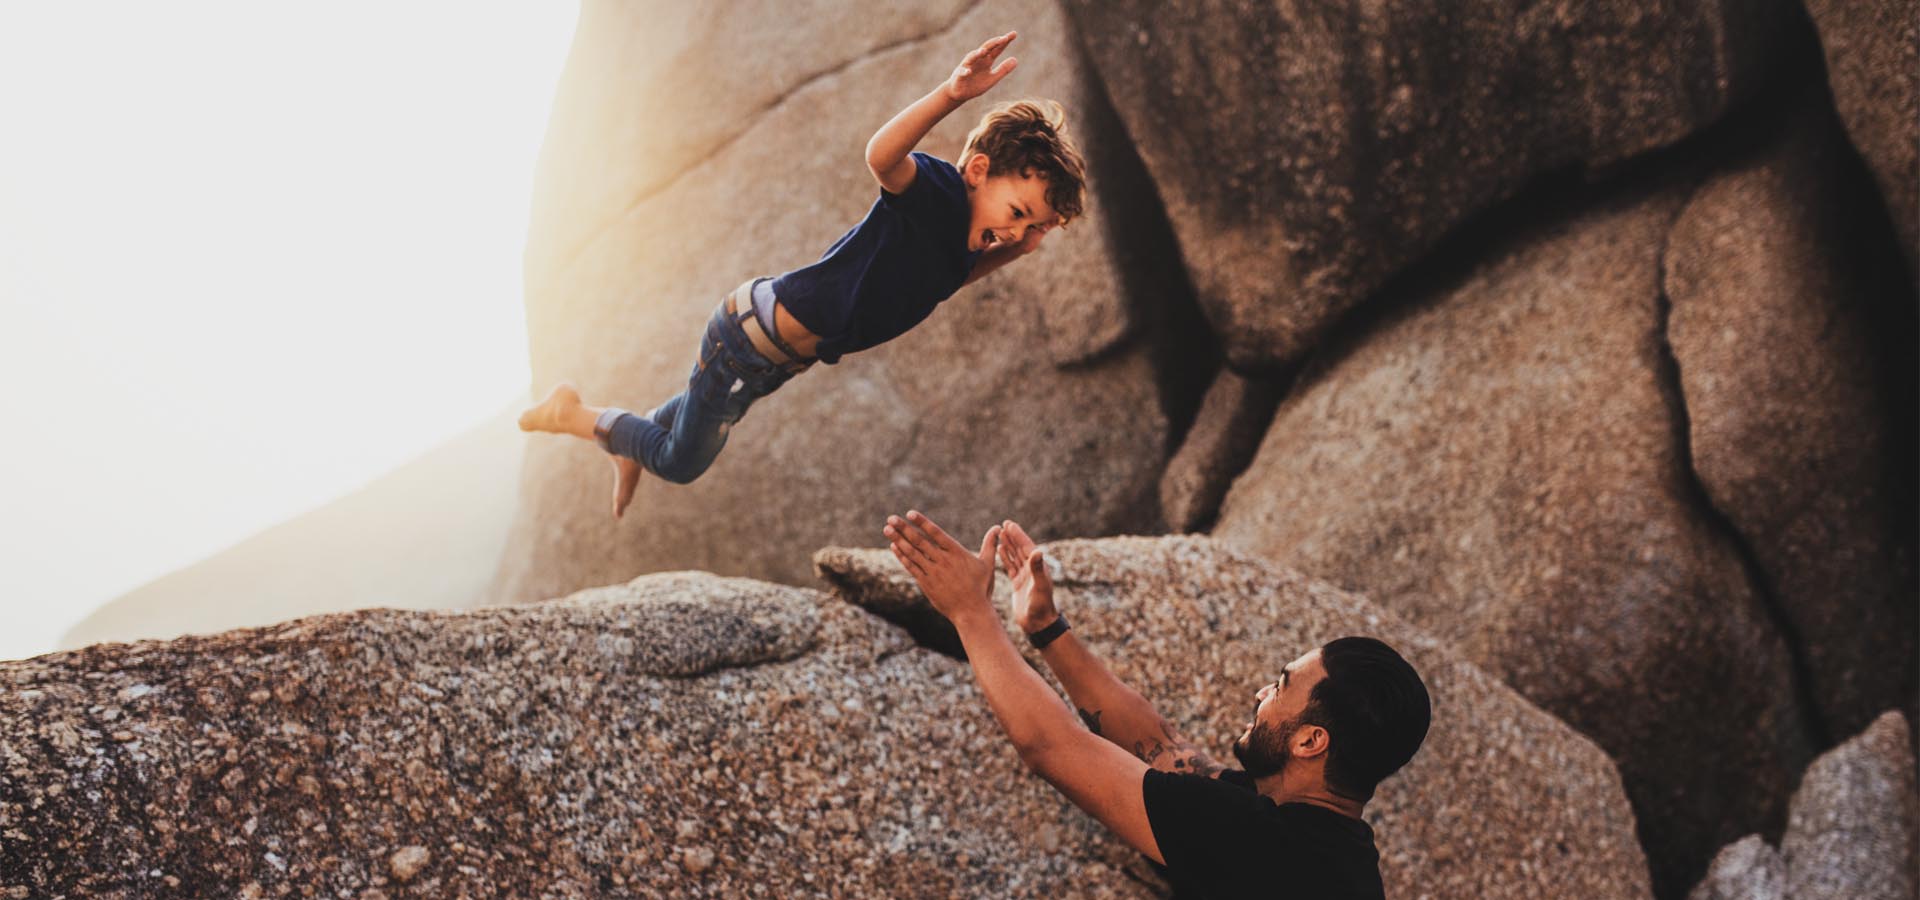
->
[[1157, 368, 1287, 533], [818, 535, 1654, 899], [388, 845, 430, 883], [0, 573, 1154, 898], [1210, 166, 1813, 892], [1688, 711, 1919, 900], [1060, 0, 1796, 365], [1688, 835, 1785, 900], [1665, 93, 1918, 741], [1802, 0, 1919, 272], [494, 0, 1185, 603], [1781, 711, 1918, 899]]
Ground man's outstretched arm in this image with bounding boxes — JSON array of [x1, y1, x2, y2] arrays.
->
[[884, 511, 1167, 865], [998, 521, 1227, 777]]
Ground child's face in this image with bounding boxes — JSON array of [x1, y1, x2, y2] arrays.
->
[[962, 156, 1061, 252]]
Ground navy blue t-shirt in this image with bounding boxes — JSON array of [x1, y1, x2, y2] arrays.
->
[[1142, 769, 1385, 899], [769, 152, 982, 363]]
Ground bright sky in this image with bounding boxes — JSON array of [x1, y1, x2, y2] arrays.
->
[[0, 3, 578, 661]]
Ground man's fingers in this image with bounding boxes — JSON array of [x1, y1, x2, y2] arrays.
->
[[885, 519, 937, 564], [977, 525, 1002, 567], [905, 510, 964, 554], [1004, 519, 1035, 556], [990, 57, 1017, 78], [889, 543, 926, 579]]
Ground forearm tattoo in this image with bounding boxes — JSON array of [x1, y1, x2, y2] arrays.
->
[[1135, 723, 1224, 777]]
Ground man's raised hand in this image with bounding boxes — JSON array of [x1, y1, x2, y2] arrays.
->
[[997, 519, 1058, 633], [886, 511, 1001, 625], [944, 31, 1018, 103]]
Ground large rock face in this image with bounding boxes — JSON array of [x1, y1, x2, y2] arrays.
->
[[1060, 0, 1795, 366], [494, 0, 1193, 603], [0, 574, 1156, 898], [1665, 95, 1918, 742], [1802, 0, 1919, 271], [1209, 163, 1814, 892], [818, 535, 1655, 900]]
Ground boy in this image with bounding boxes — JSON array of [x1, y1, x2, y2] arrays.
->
[[517, 31, 1088, 518]]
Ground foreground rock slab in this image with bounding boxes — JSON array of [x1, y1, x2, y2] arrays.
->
[[818, 535, 1654, 899], [0, 574, 1152, 899]]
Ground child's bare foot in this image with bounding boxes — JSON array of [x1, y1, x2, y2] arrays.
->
[[612, 456, 643, 519], [519, 382, 594, 437]]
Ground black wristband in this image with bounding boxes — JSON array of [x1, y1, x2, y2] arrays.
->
[[1026, 615, 1070, 650]]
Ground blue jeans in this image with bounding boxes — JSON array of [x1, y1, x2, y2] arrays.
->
[[595, 281, 806, 484]]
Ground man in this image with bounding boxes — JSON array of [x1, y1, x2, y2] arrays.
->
[[882, 511, 1432, 899]]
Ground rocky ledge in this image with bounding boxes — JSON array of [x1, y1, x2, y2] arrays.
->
[[4, 538, 1649, 898]]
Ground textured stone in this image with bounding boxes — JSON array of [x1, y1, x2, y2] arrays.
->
[[494, 0, 1186, 603], [0, 573, 1154, 898], [1781, 711, 1918, 900], [818, 535, 1654, 899], [1157, 368, 1287, 533], [1688, 711, 1919, 900], [1687, 835, 1785, 900], [1666, 93, 1919, 742], [1802, 0, 1919, 271], [388, 845, 430, 883], [1060, 0, 1795, 366], [1210, 165, 1813, 892]]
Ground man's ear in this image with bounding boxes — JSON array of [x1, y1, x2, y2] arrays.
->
[[1292, 724, 1331, 761]]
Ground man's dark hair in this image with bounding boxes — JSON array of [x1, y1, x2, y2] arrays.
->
[[1299, 637, 1431, 800]]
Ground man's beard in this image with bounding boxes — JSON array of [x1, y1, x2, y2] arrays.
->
[[1232, 715, 1298, 778]]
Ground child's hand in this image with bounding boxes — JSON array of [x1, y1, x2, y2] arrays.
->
[[944, 32, 1018, 103]]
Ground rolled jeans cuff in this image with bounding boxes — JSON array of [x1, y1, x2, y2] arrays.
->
[[593, 407, 631, 453]]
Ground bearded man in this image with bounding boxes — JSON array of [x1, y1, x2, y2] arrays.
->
[[883, 511, 1432, 899]]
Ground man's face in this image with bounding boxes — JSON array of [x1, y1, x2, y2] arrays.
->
[[964, 161, 1060, 252], [1232, 648, 1327, 778]]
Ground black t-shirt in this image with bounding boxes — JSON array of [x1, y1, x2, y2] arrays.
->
[[1141, 769, 1385, 899], [769, 152, 982, 363]]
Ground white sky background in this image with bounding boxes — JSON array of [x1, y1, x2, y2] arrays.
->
[[0, 4, 579, 661]]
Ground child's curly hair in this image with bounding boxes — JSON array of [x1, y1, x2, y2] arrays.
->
[[960, 100, 1087, 225]]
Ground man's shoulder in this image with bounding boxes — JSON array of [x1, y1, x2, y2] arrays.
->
[[1142, 768, 1269, 824]]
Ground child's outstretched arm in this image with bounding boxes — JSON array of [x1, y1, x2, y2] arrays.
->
[[866, 31, 1019, 194]]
